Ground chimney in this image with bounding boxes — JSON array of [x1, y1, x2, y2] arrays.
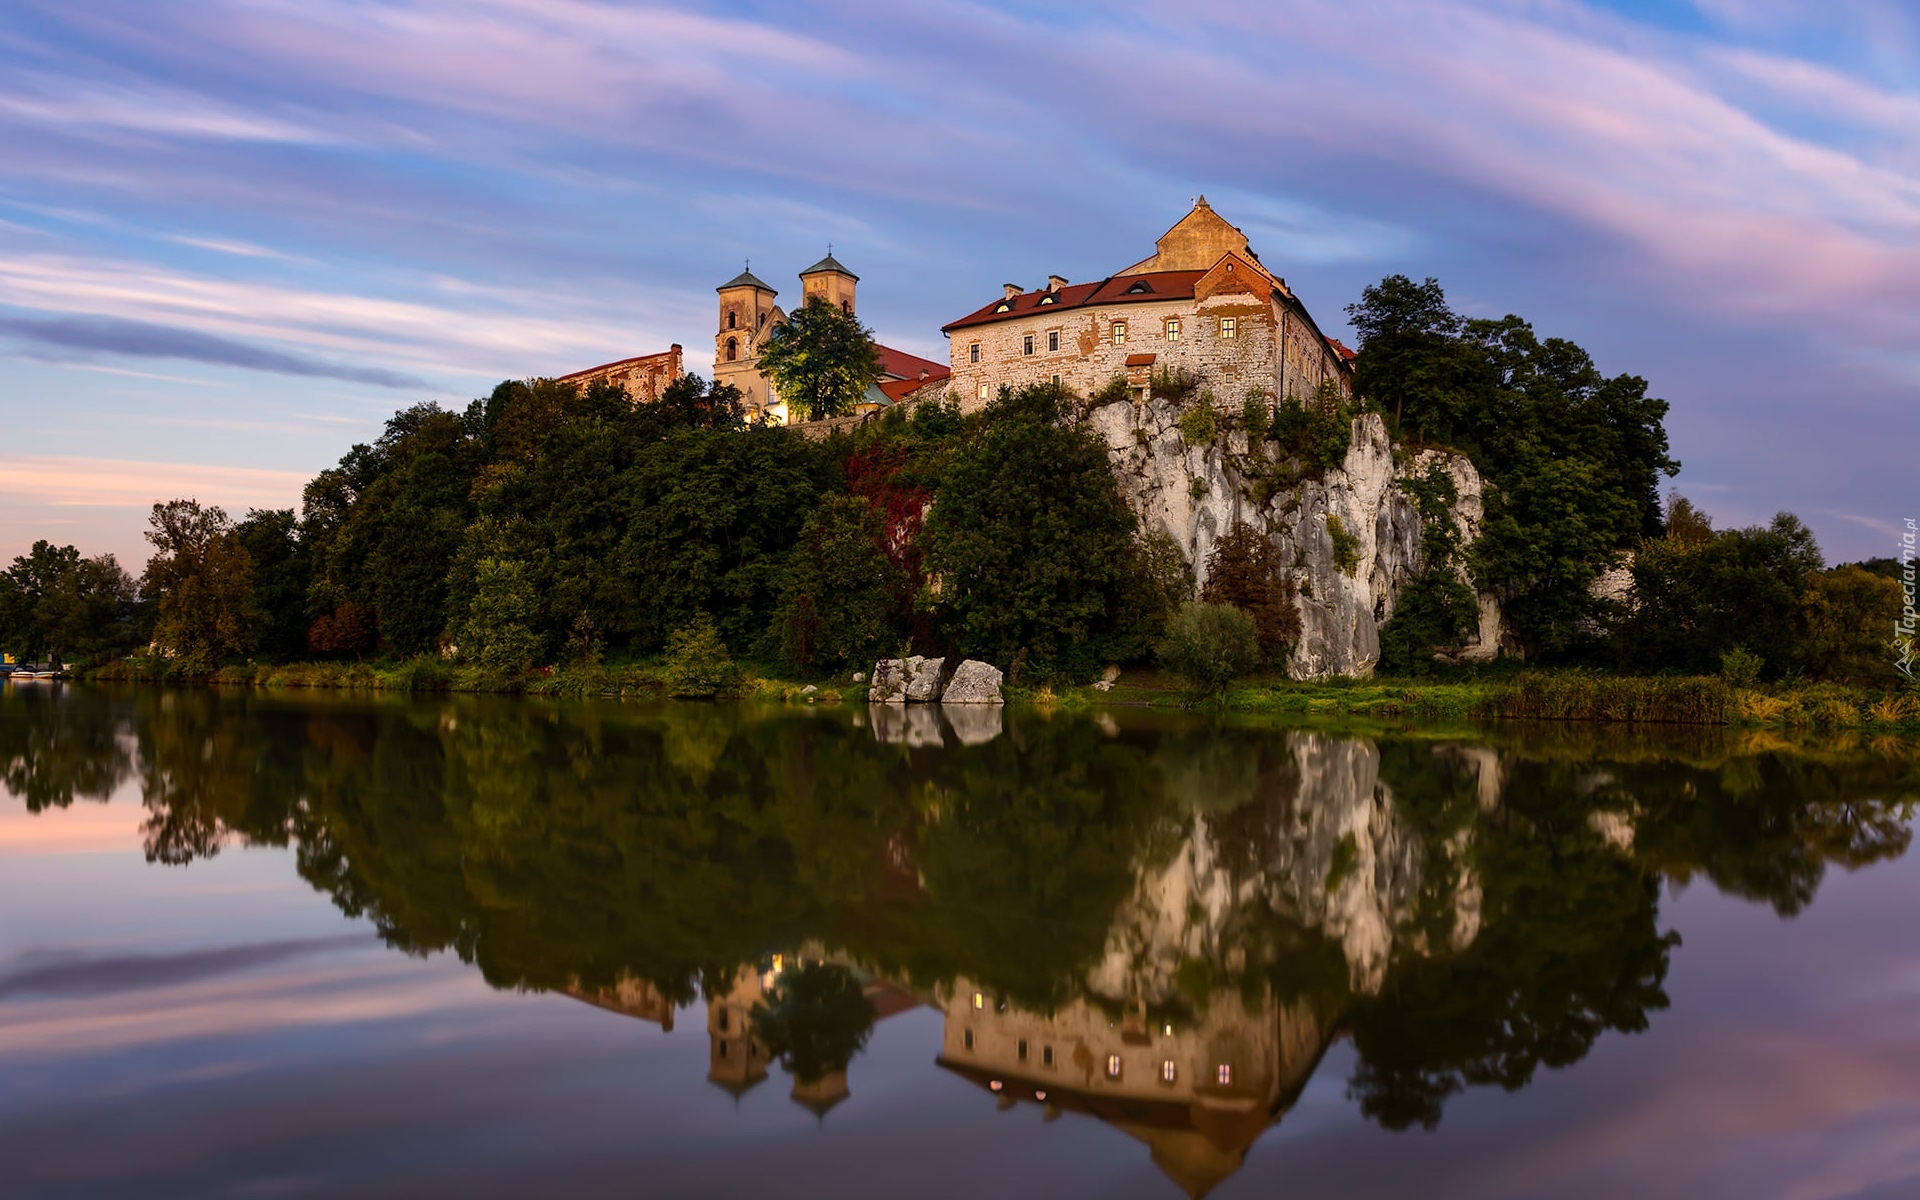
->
[[1047, 275, 1067, 293], [1002, 283, 1022, 300], [918, 367, 929, 381]]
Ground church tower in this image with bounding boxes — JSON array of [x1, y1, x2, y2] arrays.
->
[[714, 266, 781, 419], [798, 251, 858, 315]]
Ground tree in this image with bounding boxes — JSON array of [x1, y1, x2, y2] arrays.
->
[[235, 509, 310, 662], [1201, 524, 1299, 664], [775, 494, 905, 670], [756, 295, 881, 422], [1158, 601, 1261, 696], [455, 556, 541, 673], [371, 453, 468, 654], [142, 500, 258, 671], [919, 383, 1140, 681], [0, 541, 138, 666], [1800, 565, 1903, 684]]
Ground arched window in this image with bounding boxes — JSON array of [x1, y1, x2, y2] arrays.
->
[[727, 311, 737, 329], [726, 337, 738, 362], [842, 300, 852, 314]]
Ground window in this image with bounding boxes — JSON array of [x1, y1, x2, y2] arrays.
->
[[719, 1041, 728, 1059], [1039, 294, 1056, 305], [1217, 1064, 1233, 1086], [1165, 318, 1181, 342], [1023, 334, 1034, 356], [964, 1029, 975, 1051], [1051, 374, 1060, 387], [1125, 280, 1153, 294], [978, 382, 990, 401], [1018, 1040, 1029, 1062], [970, 343, 981, 363], [1220, 317, 1237, 339], [1043, 1045, 1055, 1067], [727, 311, 737, 330], [1047, 330, 1059, 352], [717, 1009, 729, 1032], [972, 991, 984, 1010], [1161, 1060, 1177, 1084], [995, 301, 1011, 313], [1111, 320, 1127, 346], [725, 337, 738, 362], [1106, 1054, 1123, 1079], [842, 300, 851, 314]]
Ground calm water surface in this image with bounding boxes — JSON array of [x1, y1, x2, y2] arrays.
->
[[2, 684, 1917, 1199]]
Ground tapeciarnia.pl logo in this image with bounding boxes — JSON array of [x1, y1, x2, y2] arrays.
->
[[1897, 518, 1916, 682]]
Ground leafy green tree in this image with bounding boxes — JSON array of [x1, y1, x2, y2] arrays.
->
[[756, 295, 881, 422], [235, 509, 310, 662], [750, 962, 878, 1084], [1614, 509, 1825, 677], [1377, 571, 1478, 675], [1158, 601, 1261, 695], [0, 541, 139, 666], [372, 453, 468, 654], [142, 500, 258, 671], [776, 494, 905, 670], [662, 614, 744, 698], [455, 556, 541, 673], [1800, 565, 1903, 684], [919, 383, 1139, 681]]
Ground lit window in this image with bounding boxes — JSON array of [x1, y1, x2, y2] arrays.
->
[[1018, 1039, 1029, 1062], [1220, 317, 1237, 339], [1043, 1045, 1055, 1067], [1161, 1060, 1176, 1083], [1163, 1023, 1173, 1036], [1106, 1054, 1123, 1079], [1165, 319, 1181, 341], [1047, 331, 1059, 352], [972, 991, 984, 1010], [1217, 1063, 1233, 1085], [978, 382, 989, 401], [964, 1028, 974, 1051], [1111, 321, 1127, 346], [1023, 334, 1034, 356], [970, 343, 981, 363], [995, 302, 1011, 313]]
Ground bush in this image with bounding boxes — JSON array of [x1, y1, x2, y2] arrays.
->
[[1269, 382, 1353, 473], [1377, 568, 1478, 675], [457, 557, 542, 673], [1719, 646, 1763, 689], [1201, 524, 1299, 664], [662, 614, 744, 698], [1151, 367, 1203, 404], [1327, 515, 1360, 575], [1090, 374, 1132, 406], [1159, 602, 1260, 695], [1177, 401, 1217, 446], [1241, 391, 1271, 440], [775, 495, 903, 671]]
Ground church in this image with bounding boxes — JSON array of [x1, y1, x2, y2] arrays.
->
[[712, 252, 948, 424]]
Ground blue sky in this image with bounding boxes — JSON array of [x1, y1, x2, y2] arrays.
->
[[0, 0, 1913, 568]]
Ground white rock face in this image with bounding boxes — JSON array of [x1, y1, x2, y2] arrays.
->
[[1085, 400, 1502, 678], [941, 659, 1004, 705], [1084, 733, 1481, 1004]]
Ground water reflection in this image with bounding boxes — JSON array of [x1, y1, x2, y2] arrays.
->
[[4, 685, 1915, 1196]]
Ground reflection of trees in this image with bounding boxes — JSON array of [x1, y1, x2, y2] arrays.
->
[[110, 691, 1917, 1137], [750, 962, 877, 1084], [0, 686, 133, 812]]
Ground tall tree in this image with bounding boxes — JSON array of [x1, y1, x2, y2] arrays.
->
[[0, 541, 139, 666], [142, 500, 258, 671], [756, 296, 881, 422]]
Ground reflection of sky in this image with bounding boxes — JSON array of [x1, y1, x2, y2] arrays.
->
[[5, 788, 1919, 1199]]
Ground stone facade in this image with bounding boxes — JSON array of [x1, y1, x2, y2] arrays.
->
[[554, 344, 683, 403], [940, 198, 1353, 414]]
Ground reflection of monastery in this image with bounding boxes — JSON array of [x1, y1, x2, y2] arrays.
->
[[561, 733, 1489, 1198], [554, 198, 1355, 429]]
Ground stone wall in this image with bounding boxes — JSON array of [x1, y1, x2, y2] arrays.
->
[[556, 345, 683, 403]]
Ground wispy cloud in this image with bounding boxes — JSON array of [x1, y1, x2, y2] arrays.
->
[[0, 456, 310, 510], [0, 314, 426, 387]]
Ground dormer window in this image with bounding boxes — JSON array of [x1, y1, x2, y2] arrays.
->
[[1039, 294, 1056, 305], [995, 302, 1012, 313], [1125, 280, 1153, 295]]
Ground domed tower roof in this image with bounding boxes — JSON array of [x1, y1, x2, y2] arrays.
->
[[799, 252, 858, 281]]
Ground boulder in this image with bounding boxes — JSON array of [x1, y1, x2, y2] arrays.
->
[[870, 655, 946, 703], [941, 659, 1004, 705]]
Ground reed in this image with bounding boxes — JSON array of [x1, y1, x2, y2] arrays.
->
[[1478, 672, 1733, 725]]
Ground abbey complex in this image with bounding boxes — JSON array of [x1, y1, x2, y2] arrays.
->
[[556, 198, 1354, 426]]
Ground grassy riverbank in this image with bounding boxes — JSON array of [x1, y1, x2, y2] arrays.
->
[[88, 655, 1917, 732]]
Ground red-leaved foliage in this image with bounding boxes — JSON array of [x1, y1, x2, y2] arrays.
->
[[844, 443, 930, 581]]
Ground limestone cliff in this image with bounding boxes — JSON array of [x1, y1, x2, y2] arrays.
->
[[1085, 400, 1502, 678]]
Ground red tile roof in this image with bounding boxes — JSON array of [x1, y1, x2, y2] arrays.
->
[[942, 270, 1209, 333], [875, 343, 949, 383], [1125, 353, 1157, 368], [1325, 336, 1358, 362], [555, 346, 682, 383]]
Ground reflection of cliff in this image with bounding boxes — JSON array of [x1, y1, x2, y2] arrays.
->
[[937, 978, 1334, 1198]]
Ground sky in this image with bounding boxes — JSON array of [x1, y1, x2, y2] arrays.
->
[[0, 0, 1914, 570]]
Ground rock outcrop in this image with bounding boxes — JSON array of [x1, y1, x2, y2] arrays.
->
[[941, 660, 1004, 705], [869, 655, 946, 704], [1086, 400, 1503, 678]]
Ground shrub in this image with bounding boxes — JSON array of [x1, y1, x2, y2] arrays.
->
[[662, 613, 744, 699], [1719, 646, 1763, 689], [1377, 568, 1478, 675], [1326, 515, 1360, 575], [1241, 390, 1272, 440], [775, 494, 904, 671], [1090, 374, 1132, 406], [457, 557, 541, 674], [1151, 366, 1202, 404], [1177, 401, 1217, 446], [1159, 601, 1260, 696], [1269, 382, 1353, 473]]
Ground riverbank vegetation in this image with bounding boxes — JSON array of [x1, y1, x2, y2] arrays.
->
[[4, 274, 1908, 714]]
